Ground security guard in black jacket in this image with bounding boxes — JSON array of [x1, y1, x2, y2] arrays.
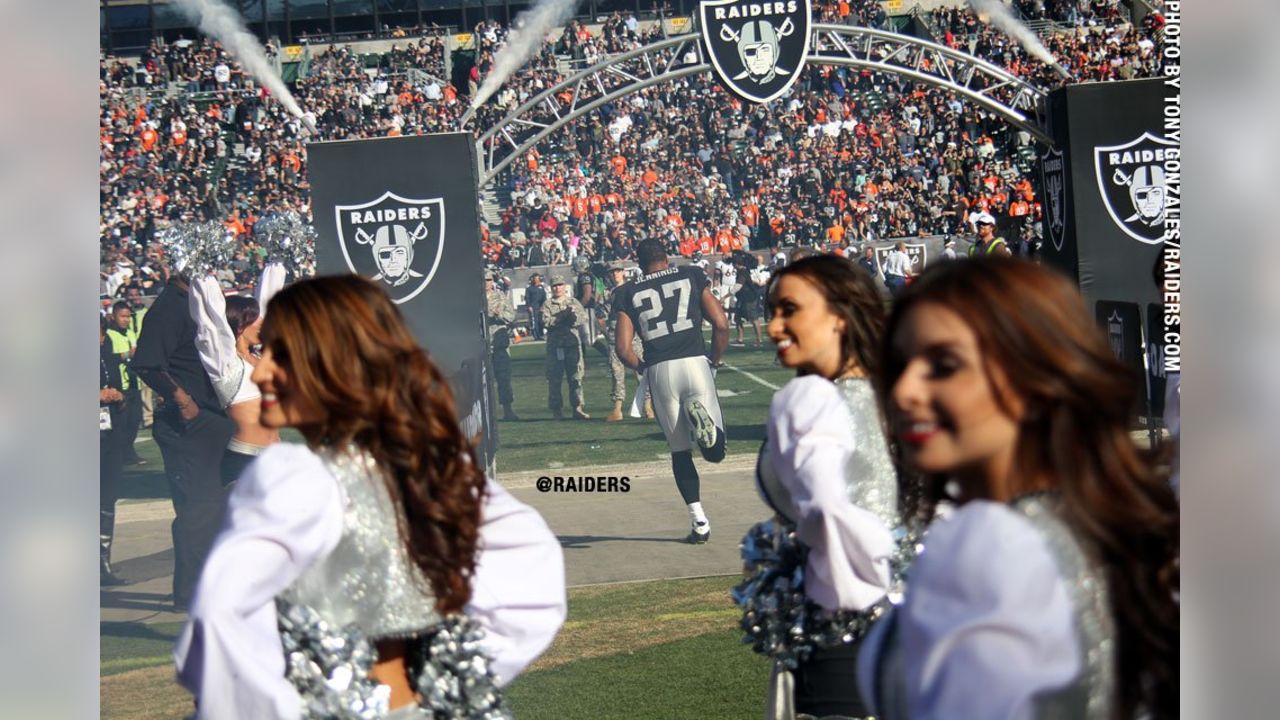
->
[[100, 321, 130, 586]]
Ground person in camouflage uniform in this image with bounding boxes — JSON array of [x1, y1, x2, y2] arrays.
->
[[542, 277, 590, 420], [486, 272, 518, 420], [601, 266, 651, 422]]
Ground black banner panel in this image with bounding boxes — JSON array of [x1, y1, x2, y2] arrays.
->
[[1096, 300, 1146, 419], [1041, 77, 1168, 309], [1041, 78, 1173, 420], [307, 132, 495, 466]]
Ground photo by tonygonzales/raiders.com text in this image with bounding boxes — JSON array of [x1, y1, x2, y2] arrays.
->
[[700, 0, 811, 104]]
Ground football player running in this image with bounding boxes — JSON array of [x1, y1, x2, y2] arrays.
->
[[614, 240, 730, 544]]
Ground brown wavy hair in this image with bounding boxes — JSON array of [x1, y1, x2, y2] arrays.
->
[[879, 257, 1179, 718], [261, 275, 486, 614], [766, 254, 887, 380]]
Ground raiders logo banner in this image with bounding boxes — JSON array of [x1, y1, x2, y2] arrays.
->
[[874, 243, 927, 274], [700, 0, 811, 104], [1039, 147, 1068, 252], [1093, 131, 1175, 245], [307, 132, 496, 468], [1095, 300, 1146, 418], [335, 192, 445, 304], [1039, 79, 1166, 319]]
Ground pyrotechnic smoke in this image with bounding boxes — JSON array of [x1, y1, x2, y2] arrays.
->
[[173, 0, 317, 132], [967, 0, 1072, 79], [471, 0, 581, 110]]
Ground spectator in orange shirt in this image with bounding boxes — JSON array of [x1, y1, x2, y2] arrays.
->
[[570, 193, 589, 220], [225, 211, 247, 238], [140, 125, 159, 151], [715, 227, 734, 255]]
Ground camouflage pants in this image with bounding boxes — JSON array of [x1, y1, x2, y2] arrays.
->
[[606, 326, 647, 403], [491, 347, 513, 405], [545, 338, 584, 411]]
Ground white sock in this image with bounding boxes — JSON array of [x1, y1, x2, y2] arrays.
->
[[688, 502, 708, 526]]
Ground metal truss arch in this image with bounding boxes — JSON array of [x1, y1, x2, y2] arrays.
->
[[468, 24, 1051, 186]]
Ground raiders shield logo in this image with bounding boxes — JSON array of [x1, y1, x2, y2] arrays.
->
[[700, 0, 811, 104], [1106, 310, 1125, 361], [335, 191, 445, 304], [1040, 147, 1067, 252], [1093, 132, 1175, 245], [874, 243, 927, 273]]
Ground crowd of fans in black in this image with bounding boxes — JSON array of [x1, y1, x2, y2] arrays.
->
[[99, 0, 1166, 298]]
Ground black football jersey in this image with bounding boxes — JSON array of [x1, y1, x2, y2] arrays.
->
[[613, 264, 707, 365]]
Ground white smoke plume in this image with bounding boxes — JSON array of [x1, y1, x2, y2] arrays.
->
[[967, 0, 1072, 79], [471, 0, 581, 110], [172, 0, 317, 131]]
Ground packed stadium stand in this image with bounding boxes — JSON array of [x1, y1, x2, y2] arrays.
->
[[99, 0, 1168, 297]]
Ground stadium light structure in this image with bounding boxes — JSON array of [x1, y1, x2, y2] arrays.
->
[[466, 24, 1052, 187]]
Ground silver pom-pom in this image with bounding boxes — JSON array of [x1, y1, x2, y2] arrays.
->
[[158, 220, 237, 278], [275, 601, 510, 718], [411, 614, 512, 720], [277, 598, 388, 719], [254, 211, 317, 278], [733, 518, 921, 669]]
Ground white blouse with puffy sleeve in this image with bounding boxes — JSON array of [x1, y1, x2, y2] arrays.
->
[[174, 443, 567, 719], [763, 375, 895, 612], [858, 501, 1082, 719]]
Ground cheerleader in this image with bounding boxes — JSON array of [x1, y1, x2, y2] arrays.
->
[[187, 262, 286, 485], [175, 275, 567, 719], [858, 257, 1179, 718], [736, 255, 903, 720]]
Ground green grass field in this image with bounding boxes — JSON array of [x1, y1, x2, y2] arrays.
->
[[496, 336, 789, 472], [100, 576, 769, 720]]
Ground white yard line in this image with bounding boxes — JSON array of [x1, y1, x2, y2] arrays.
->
[[722, 362, 781, 391]]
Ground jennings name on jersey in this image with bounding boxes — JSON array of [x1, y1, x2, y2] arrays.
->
[[613, 265, 708, 366]]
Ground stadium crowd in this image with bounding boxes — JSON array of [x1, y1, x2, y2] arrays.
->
[[99, 0, 1167, 298]]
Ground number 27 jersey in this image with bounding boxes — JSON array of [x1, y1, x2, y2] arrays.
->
[[613, 265, 707, 365]]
